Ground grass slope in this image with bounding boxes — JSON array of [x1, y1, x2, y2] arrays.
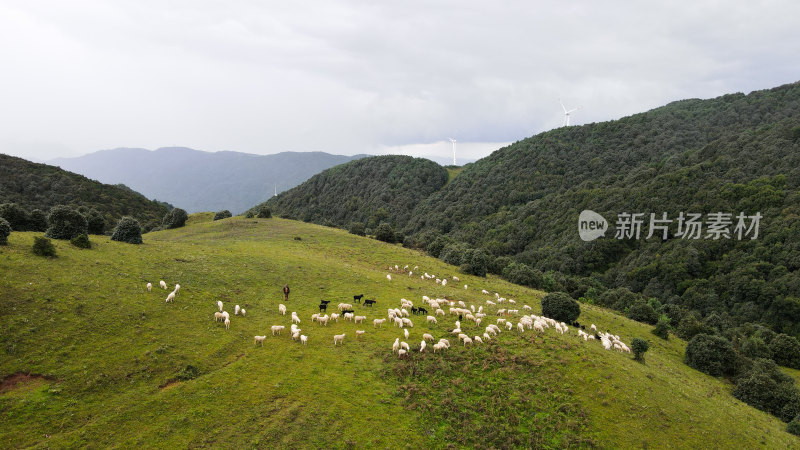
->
[[1, 216, 797, 448]]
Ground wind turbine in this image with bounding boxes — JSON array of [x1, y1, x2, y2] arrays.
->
[[448, 138, 457, 165], [274, 183, 277, 197], [560, 99, 581, 126]]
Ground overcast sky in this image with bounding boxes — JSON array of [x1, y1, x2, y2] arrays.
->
[[1, 0, 798, 162]]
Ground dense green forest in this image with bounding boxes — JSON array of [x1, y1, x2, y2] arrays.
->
[[403, 82, 800, 337], [249, 155, 448, 231], [261, 82, 800, 342], [0, 154, 171, 231]]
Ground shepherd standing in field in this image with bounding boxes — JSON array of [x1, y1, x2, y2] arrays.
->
[[283, 284, 290, 301]]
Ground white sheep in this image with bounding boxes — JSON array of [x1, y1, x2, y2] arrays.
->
[[331, 313, 340, 322], [402, 318, 413, 327], [291, 314, 301, 324], [356, 330, 365, 339], [435, 308, 445, 316], [404, 328, 410, 339], [481, 289, 490, 295], [214, 312, 224, 322], [464, 285, 468, 290], [393, 338, 400, 353], [292, 331, 301, 341], [160, 280, 167, 290], [354, 315, 366, 324], [221, 311, 230, 321], [453, 276, 460, 282], [224, 318, 230, 329], [235, 305, 241, 315], [241, 308, 246, 317], [254, 335, 266, 346], [318, 315, 330, 326], [146, 282, 152, 292], [334, 334, 346, 345], [344, 312, 354, 321], [433, 343, 443, 353], [517, 322, 525, 332], [426, 315, 438, 325], [398, 349, 407, 357], [463, 337, 473, 346], [420, 340, 427, 352], [474, 336, 484, 344], [271, 325, 285, 335], [174, 284, 181, 293], [165, 292, 175, 303], [300, 335, 308, 345], [483, 332, 491, 341], [279, 304, 287, 315], [400, 341, 410, 351], [373, 318, 386, 328], [590, 324, 597, 333], [217, 301, 223, 312], [386, 274, 392, 281], [423, 333, 434, 342], [442, 279, 447, 287]]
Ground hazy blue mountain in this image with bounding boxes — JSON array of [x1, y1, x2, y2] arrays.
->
[[50, 147, 368, 214]]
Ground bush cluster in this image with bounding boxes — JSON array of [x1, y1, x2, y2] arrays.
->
[[111, 217, 143, 244], [213, 210, 233, 221], [32, 236, 56, 257], [162, 208, 188, 229], [541, 292, 580, 323], [45, 205, 88, 240], [70, 234, 91, 249], [0, 217, 11, 245]]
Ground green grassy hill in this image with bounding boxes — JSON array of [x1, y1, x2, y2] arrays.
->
[[1, 216, 798, 448]]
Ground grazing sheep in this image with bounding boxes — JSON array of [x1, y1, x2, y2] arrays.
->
[[426, 315, 438, 325], [435, 308, 445, 316], [344, 312, 354, 321], [404, 328, 410, 339], [373, 318, 386, 327], [235, 305, 241, 315], [333, 334, 346, 346], [453, 276, 460, 282], [241, 309, 246, 317], [254, 335, 266, 346], [224, 318, 230, 329], [420, 340, 427, 352], [271, 325, 285, 335], [400, 341, 410, 351], [221, 311, 230, 321], [402, 318, 413, 327], [442, 279, 447, 287], [464, 285, 468, 289], [279, 304, 287, 315], [483, 332, 491, 341], [214, 312, 224, 322], [386, 274, 392, 281], [146, 282, 152, 292], [218, 300, 223, 312], [160, 280, 167, 290], [291, 314, 301, 324], [292, 331, 301, 341], [423, 333, 434, 342], [174, 284, 181, 293], [356, 330, 365, 339], [433, 343, 444, 353], [463, 337, 473, 346], [318, 315, 330, 326], [590, 324, 597, 333], [301, 335, 308, 345], [458, 333, 469, 342], [354, 315, 366, 324], [165, 292, 175, 303], [523, 305, 532, 311], [517, 322, 525, 332], [474, 336, 484, 344], [330, 313, 340, 322], [398, 349, 407, 357], [338, 303, 353, 311], [393, 338, 400, 353], [481, 289, 490, 295]]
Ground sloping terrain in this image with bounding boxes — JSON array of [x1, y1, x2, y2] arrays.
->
[[0, 216, 797, 448]]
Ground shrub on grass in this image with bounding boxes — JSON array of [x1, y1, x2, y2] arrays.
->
[[652, 316, 671, 340], [541, 292, 581, 323], [162, 208, 188, 229], [460, 248, 490, 277], [257, 206, 272, 219], [32, 236, 56, 257], [631, 338, 649, 361], [349, 222, 365, 236], [789, 416, 800, 435], [28, 209, 48, 232], [733, 358, 800, 422], [684, 333, 737, 377], [0, 218, 11, 245], [374, 222, 395, 243], [83, 208, 106, 235], [70, 234, 91, 249], [111, 217, 143, 244], [627, 301, 659, 325], [213, 210, 233, 221], [0, 203, 28, 231], [45, 205, 88, 240]]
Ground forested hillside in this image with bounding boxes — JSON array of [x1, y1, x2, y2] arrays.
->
[[403, 82, 800, 336], [0, 154, 171, 231], [250, 155, 448, 231]]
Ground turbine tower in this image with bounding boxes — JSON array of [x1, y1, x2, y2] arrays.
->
[[448, 138, 457, 165], [560, 99, 581, 126], [274, 183, 277, 197]]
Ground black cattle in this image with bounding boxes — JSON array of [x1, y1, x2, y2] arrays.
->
[[364, 299, 376, 307], [319, 304, 327, 312], [353, 294, 364, 303]]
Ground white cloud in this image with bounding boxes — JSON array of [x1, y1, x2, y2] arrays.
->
[[1, 1, 798, 161]]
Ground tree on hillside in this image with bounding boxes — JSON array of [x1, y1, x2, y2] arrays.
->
[[45, 205, 88, 240], [0, 203, 28, 231], [0, 217, 11, 245], [162, 208, 188, 229], [111, 217, 143, 244], [541, 292, 581, 323], [375, 222, 396, 243]]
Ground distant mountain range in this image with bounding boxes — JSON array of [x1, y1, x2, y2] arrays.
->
[[50, 148, 370, 214]]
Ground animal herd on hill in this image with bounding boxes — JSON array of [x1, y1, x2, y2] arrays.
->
[[144, 263, 630, 358]]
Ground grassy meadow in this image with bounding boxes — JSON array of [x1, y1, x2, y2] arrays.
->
[[1, 215, 798, 448]]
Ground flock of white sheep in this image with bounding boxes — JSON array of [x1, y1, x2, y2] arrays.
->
[[146, 263, 630, 359]]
